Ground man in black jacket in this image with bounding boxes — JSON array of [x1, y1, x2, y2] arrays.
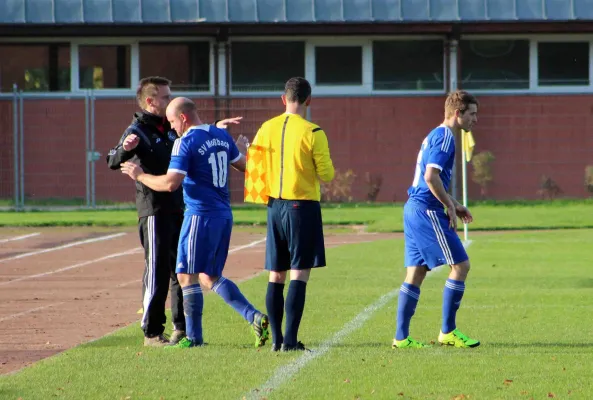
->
[[106, 76, 242, 347]]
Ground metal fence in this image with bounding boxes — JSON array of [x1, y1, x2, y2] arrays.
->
[[7, 88, 103, 210], [3, 87, 593, 211]]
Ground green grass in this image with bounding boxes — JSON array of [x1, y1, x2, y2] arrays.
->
[[2, 200, 593, 231], [1, 230, 592, 399]]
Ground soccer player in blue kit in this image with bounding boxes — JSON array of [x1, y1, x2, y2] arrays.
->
[[393, 90, 480, 349], [121, 97, 269, 349]]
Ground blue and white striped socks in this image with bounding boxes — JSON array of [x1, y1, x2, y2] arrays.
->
[[442, 278, 465, 334], [212, 277, 257, 324], [395, 283, 421, 341], [182, 284, 203, 344]]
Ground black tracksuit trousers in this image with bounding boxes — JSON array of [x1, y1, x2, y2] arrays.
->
[[138, 213, 185, 337]]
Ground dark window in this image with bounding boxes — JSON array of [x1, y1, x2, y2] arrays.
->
[[315, 46, 362, 85], [140, 42, 210, 91], [460, 40, 529, 90], [79, 45, 130, 89], [0, 44, 70, 92], [373, 40, 444, 90], [538, 42, 589, 86], [231, 42, 305, 92]]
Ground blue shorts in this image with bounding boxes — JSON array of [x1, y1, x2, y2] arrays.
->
[[265, 197, 326, 271], [176, 215, 232, 276], [403, 200, 468, 269]]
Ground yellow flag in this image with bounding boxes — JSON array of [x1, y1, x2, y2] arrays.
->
[[462, 130, 476, 162], [244, 144, 269, 204]]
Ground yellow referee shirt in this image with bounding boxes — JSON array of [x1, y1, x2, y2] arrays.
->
[[252, 112, 334, 201]]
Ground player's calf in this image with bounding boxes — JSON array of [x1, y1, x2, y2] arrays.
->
[[209, 274, 270, 347]]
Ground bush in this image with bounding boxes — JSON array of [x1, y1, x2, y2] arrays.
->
[[537, 175, 563, 200], [470, 151, 495, 198], [364, 172, 383, 202], [585, 166, 593, 196], [320, 169, 356, 203]]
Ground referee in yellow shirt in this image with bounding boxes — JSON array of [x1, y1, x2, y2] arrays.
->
[[251, 77, 335, 352]]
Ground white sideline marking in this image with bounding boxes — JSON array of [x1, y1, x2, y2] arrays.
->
[[0, 232, 41, 244], [0, 232, 126, 264], [0, 247, 142, 287], [0, 238, 266, 321], [229, 238, 266, 253], [244, 241, 473, 399], [0, 302, 65, 323], [0, 279, 142, 324]]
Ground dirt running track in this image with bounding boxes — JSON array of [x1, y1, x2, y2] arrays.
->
[[0, 226, 398, 375]]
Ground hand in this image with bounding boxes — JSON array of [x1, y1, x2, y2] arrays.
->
[[216, 116, 243, 129], [122, 134, 140, 151], [455, 205, 473, 224], [446, 204, 458, 230], [235, 134, 250, 155], [120, 161, 143, 181]]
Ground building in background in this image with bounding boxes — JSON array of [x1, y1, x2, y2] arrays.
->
[[1, 0, 592, 207]]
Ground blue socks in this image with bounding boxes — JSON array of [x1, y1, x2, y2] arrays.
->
[[442, 279, 465, 334], [266, 282, 285, 346], [395, 283, 421, 341], [284, 280, 307, 347], [212, 277, 257, 324], [182, 284, 203, 344]]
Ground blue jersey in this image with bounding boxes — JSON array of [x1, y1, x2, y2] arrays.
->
[[407, 125, 455, 210], [168, 124, 241, 218]]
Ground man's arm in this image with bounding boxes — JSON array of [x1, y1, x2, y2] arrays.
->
[[424, 167, 458, 229], [137, 170, 185, 192], [311, 127, 335, 182], [120, 162, 184, 192], [449, 194, 462, 208], [424, 168, 455, 210], [106, 131, 140, 170], [231, 154, 246, 173]]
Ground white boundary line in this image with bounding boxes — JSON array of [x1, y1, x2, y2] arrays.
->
[[0, 232, 127, 263], [0, 302, 65, 323], [0, 232, 41, 243], [0, 238, 267, 322], [243, 241, 473, 399], [229, 238, 266, 253], [0, 247, 142, 287]]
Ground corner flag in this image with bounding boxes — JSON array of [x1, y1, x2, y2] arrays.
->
[[462, 130, 475, 162], [244, 144, 269, 204], [460, 130, 475, 244]]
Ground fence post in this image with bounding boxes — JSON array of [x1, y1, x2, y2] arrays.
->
[[12, 84, 19, 211], [90, 90, 96, 208], [18, 90, 24, 209], [85, 90, 90, 208]]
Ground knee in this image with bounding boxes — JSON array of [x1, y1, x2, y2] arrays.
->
[[290, 269, 311, 283], [198, 274, 218, 290], [269, 271, 287, 284], [177, 273, 199, 287], [404, 267, 427, 287], [451, 260, 471, 280]]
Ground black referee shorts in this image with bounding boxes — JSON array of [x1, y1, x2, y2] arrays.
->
[[265, 197, 326, 272]]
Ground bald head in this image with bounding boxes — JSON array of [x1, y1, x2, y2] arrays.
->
[[166, 97, 202, 137]]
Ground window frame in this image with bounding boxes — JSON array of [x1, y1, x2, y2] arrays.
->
[[0, 37, 215, 98], [461, 34, 593, 95], [228, 35, 448, 97]]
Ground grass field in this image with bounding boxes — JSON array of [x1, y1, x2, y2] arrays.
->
[[2, 200, 593, 232], [1, 229, 592, 399]]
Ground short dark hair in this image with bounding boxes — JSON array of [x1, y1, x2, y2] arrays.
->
[[136, 76, 172, 108], [284, 77, 311, 104], [445, 90, 479, 118]]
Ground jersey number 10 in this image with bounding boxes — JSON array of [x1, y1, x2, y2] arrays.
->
[[208, 151, 228, 188]]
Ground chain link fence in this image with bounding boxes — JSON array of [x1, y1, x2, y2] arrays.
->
[[3, 87, 593, 211]]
